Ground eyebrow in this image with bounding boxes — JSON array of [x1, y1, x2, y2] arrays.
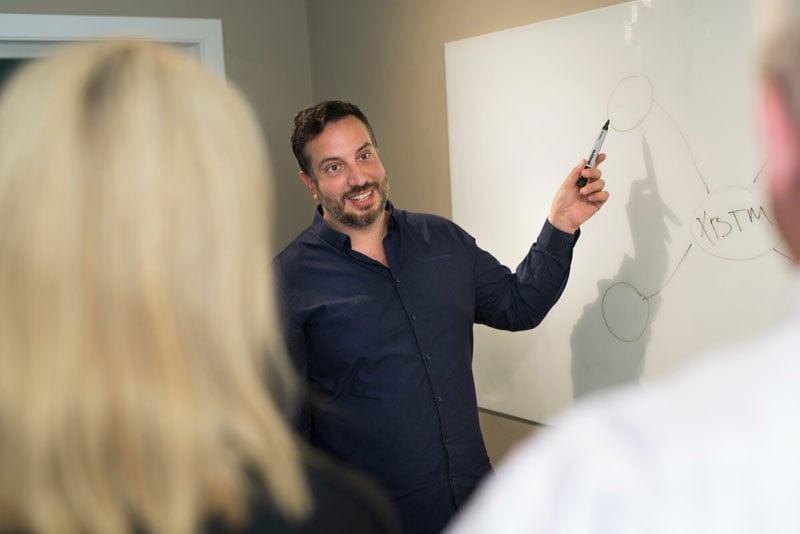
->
[[316, 142, 374, 171]]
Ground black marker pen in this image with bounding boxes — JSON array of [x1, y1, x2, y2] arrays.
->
[[576, 119, 609, 187]]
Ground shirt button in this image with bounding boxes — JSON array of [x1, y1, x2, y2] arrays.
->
[[411, 314, 417, 321], [394, 277, 400, 284], [436, 395, 443, 402], [425, 354, 432, 361]]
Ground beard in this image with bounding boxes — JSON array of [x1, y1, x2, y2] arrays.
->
[[319, 177, 390, 229]]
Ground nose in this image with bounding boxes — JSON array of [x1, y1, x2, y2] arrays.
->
[[346, 164, 367, 187]]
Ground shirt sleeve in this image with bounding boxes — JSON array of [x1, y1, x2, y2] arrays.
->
[[473, 219, 579, 331]]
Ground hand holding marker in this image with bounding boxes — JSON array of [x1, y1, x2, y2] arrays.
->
[[576, 119, 609, 188]]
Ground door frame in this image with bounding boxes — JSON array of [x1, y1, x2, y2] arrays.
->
[[0, 13, 225, 77]]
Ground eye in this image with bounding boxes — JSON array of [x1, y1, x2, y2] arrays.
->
[[359, 152, 371, 161], [325, 163, 341, 174]]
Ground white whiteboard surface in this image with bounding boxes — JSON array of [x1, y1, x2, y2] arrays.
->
[[445, 0, 791, 423]]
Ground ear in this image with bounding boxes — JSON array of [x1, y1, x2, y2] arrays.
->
[[761, 79, 800, 193], [299, 170, 317, 194]]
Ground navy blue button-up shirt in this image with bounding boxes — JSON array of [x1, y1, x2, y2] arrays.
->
[[274, 202, 577, 533]]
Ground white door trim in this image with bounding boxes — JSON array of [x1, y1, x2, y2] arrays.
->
[[0, 14, 225, 77]]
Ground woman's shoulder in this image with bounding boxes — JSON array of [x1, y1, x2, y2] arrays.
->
[[206, 446, 400, 534], [299, 446, 401, 533]]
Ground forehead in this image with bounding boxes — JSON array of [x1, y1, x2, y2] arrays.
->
[[305, 115, 372, 164]]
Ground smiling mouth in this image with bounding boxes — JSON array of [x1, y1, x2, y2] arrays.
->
[[348, 188, 374, 203]]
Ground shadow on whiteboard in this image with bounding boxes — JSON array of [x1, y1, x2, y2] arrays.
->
[[571, 135, 676, 398]]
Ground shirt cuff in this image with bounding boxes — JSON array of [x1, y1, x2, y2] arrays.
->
[[538, 219, 580, 256]]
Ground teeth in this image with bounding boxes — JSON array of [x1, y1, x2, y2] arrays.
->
[[350, 190, 371, 201]]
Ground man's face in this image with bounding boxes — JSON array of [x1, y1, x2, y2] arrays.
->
[[300, 115, 389, 231]]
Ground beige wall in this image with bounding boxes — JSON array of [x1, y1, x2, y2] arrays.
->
[[0, 0, 625, 461], [478, 410, 547, 465], [0, 0, 314, 249], [304, 0, 627, 221], [303, 0, 627, 460]]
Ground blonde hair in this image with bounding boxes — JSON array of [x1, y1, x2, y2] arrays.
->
[[0, 39, 309, 533], [759, 0, 800, 124]]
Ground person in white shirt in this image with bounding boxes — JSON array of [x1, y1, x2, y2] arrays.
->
[[445, 0, 800, 532]]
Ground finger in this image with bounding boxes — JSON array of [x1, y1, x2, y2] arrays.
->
[[580, 167, 602, 183], [579, 159, 604, 179], [587, 190, 610, 204], [579, 179, 606, 198], [581, 177, 605, 192], [594, 152, 607, 166], [565, 159, 586, 187]]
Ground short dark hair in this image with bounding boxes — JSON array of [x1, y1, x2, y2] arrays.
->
[[291, 100, 378, 179]]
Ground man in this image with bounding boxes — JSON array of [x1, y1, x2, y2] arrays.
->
[[274, 100, 608, 533], [445, 1, 800, 532]]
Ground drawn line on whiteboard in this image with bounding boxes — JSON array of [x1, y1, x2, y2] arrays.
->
[[601, 281, 651, 342], [652, 101, 710, 195], [607, 72, 709, 194], [597, 75, 790, 343], [606, 73, 654, 132], [753, 158, 768, 184], [643, 243, 693, 299]]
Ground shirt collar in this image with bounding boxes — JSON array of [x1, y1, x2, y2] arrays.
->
[[311, 200, 396, 251]]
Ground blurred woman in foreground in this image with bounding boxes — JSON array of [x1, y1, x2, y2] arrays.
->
[[0, 39, 397, 534]]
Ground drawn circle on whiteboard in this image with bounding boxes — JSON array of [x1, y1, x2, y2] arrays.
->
[[601, 282, 650, 342], [607, 73, 654, 132]]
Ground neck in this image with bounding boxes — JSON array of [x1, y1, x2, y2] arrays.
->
[[325, 210, 389, 265]]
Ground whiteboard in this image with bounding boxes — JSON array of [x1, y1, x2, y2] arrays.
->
[[445, 0, 792, 423]]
